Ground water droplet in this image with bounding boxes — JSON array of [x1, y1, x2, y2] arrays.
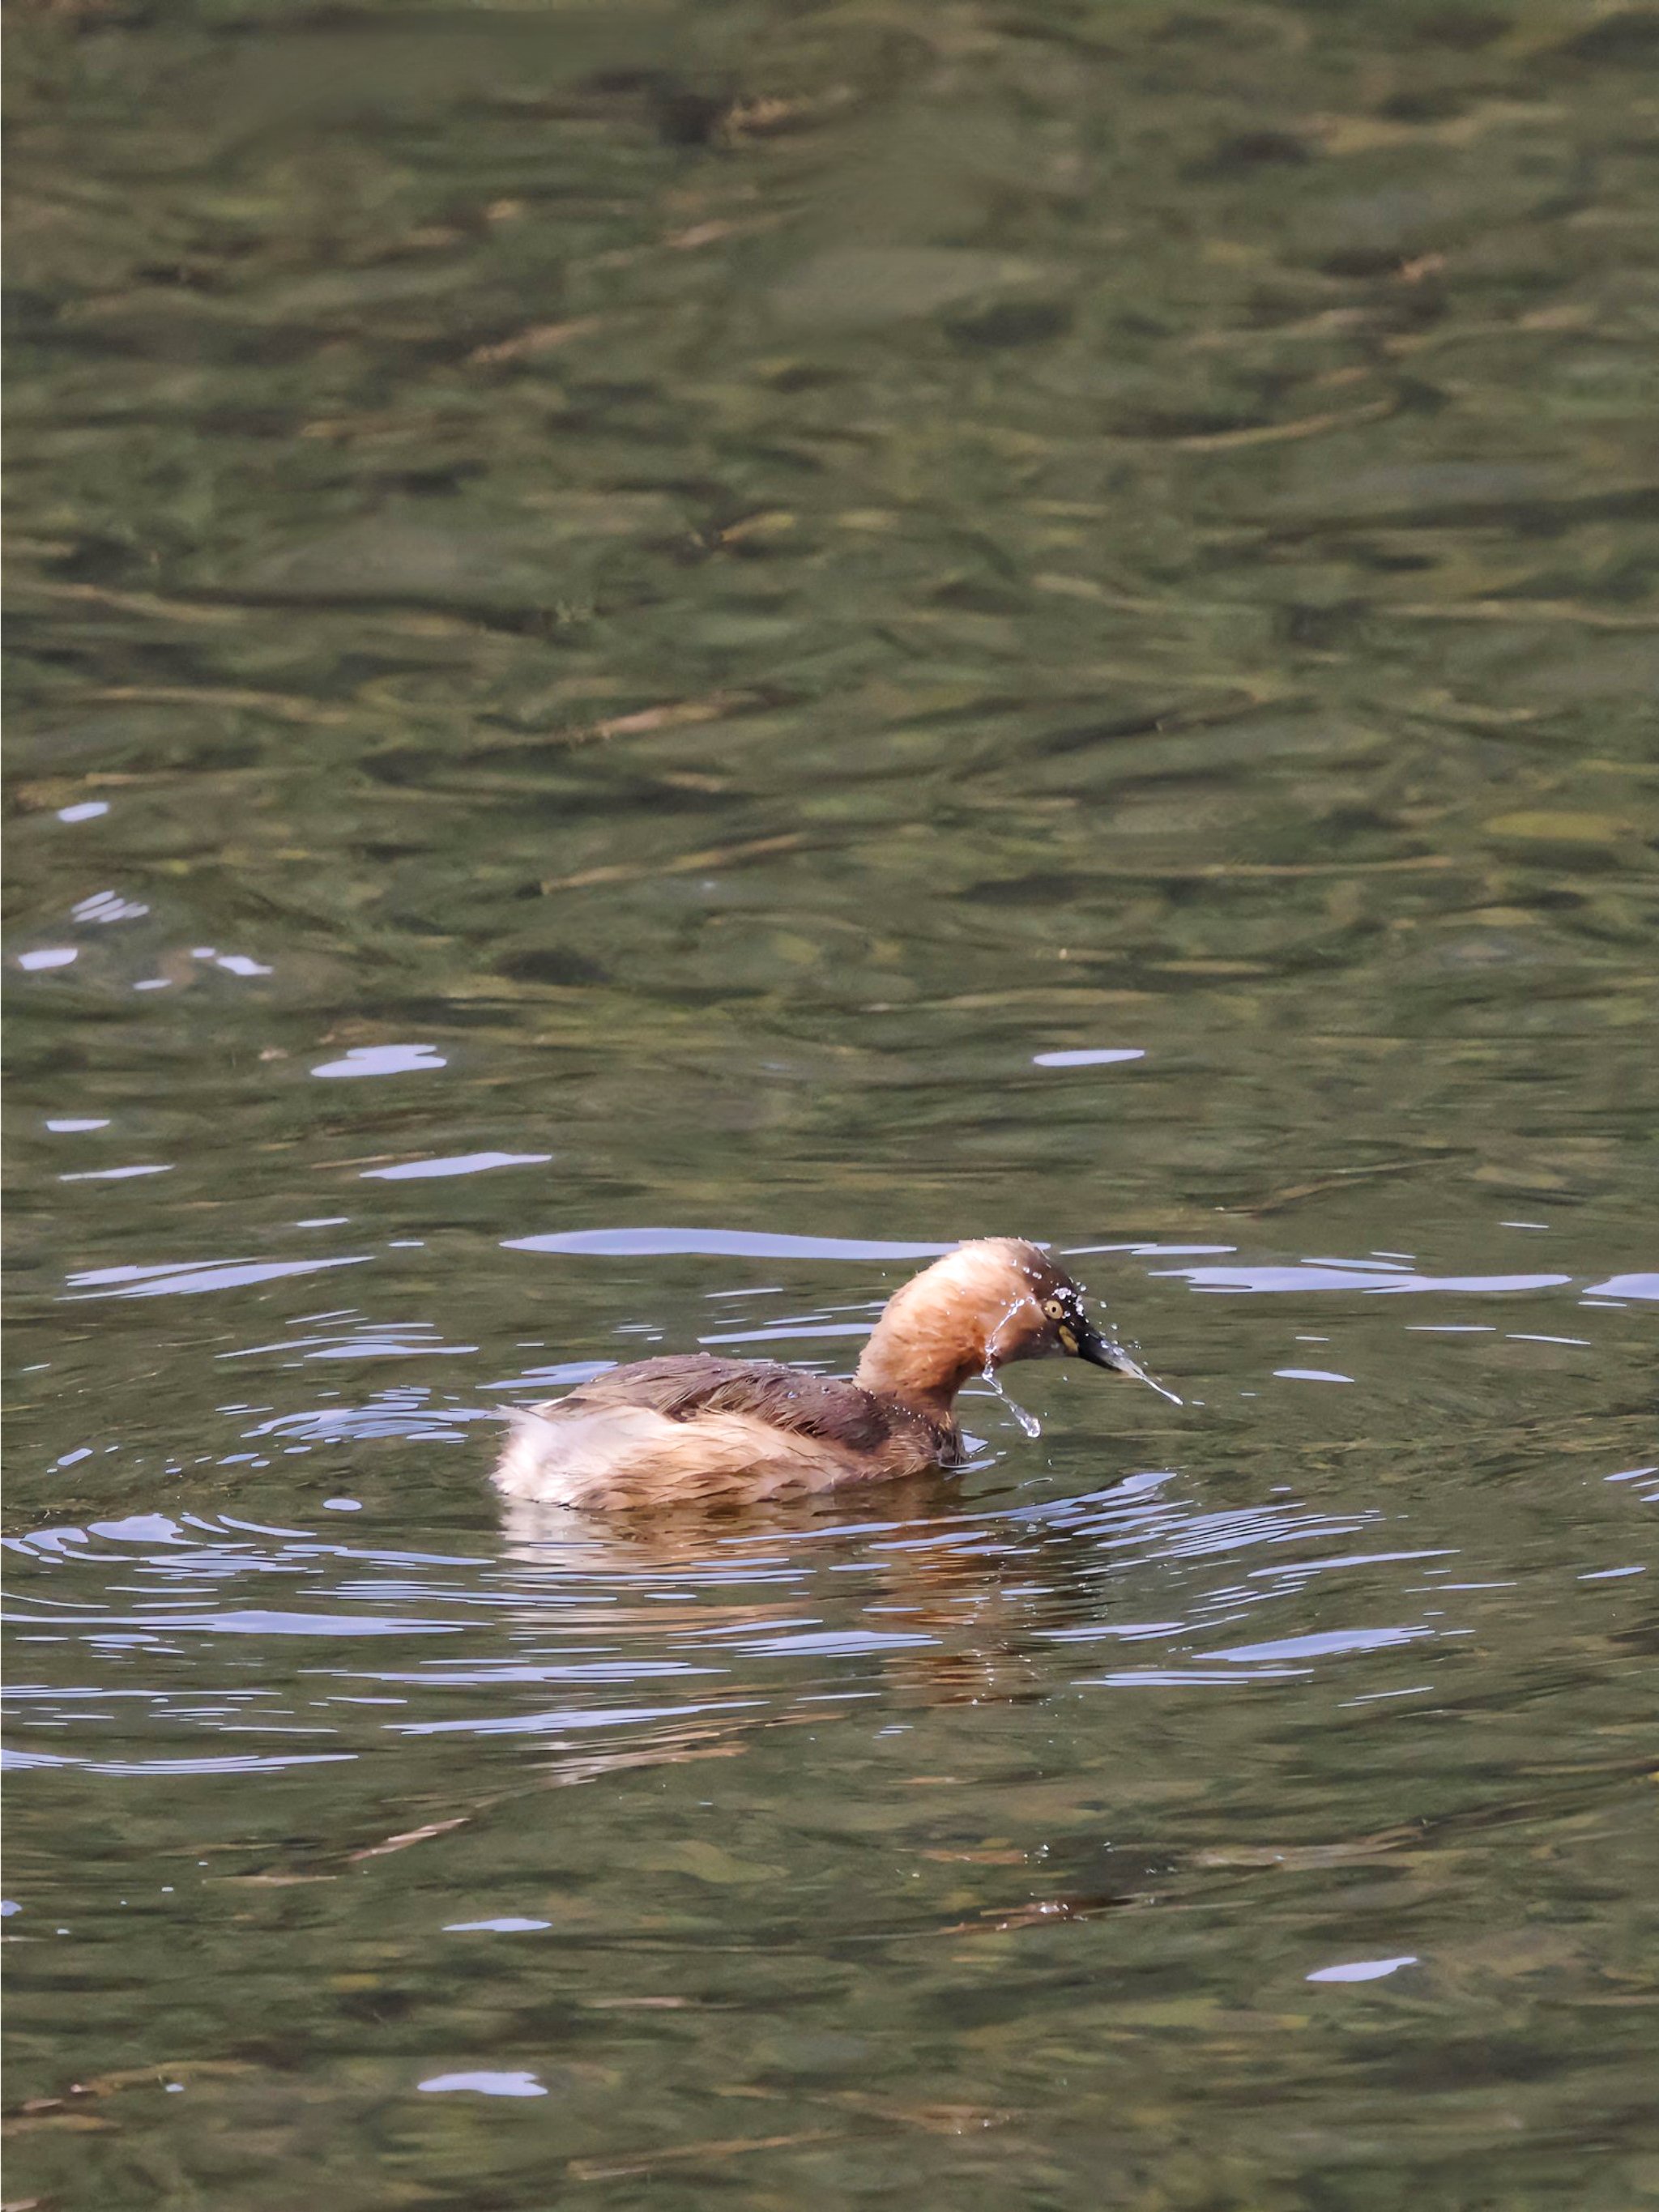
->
[[1109, 1347, 1184, 1406], [983, 1364, 1041, 1439]]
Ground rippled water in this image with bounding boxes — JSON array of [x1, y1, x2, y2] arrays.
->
[[6, 0, 1657, 2203]]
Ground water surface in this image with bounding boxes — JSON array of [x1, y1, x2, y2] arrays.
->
[[5, 0, 1656, 2204]]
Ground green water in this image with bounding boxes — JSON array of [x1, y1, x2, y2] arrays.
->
[[5, 1, 1657, 2204]]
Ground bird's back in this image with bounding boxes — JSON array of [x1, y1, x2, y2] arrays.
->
[[494, 1353, 957, 1511]]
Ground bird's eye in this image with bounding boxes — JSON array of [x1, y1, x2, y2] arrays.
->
[[1043, 1297, 1065, 1319]]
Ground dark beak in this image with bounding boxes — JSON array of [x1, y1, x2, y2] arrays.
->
[[1070, 1315, 1141, 1375]]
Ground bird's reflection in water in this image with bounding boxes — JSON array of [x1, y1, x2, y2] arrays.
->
[[494, 1462, 1128, 1757], [495, 1477, 1213, 1929], [441, 1465, 1412, 1932]]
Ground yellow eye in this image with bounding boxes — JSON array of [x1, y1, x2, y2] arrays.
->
[[1043, 1298, 1065, 1319]]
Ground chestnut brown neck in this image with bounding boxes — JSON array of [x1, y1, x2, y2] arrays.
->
[[853, 1242, 1045, 1421], [854, 1324, 988, 1422]]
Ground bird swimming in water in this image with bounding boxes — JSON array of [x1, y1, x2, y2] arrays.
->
[[493, 1238, 1165, 1512]]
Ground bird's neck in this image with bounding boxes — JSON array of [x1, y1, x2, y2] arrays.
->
[[855, 1302, 989, 1421]]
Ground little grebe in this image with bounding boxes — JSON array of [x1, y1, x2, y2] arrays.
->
[[493, 1238, 1151, 1512]]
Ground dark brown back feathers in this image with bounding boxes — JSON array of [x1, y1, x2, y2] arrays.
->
[[561, 1353, 952, 1460]]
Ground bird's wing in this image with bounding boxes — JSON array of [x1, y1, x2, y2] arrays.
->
[[561, 1356, 895, 1451]]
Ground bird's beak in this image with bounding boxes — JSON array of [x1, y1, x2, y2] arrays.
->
[[1068, 1315, 1141, 1375]]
